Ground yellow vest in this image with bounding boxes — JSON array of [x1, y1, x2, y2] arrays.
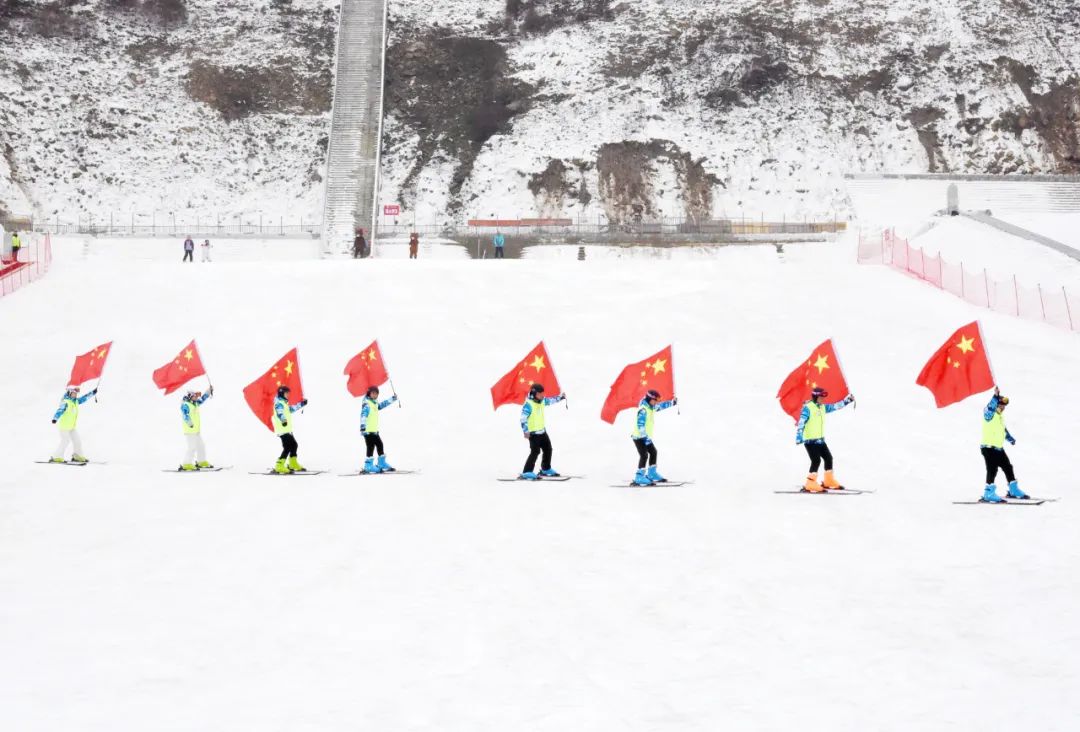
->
[[526, 399, 545, 432], [631, 403, 656, 439], [11, 234, 21, 248], [183, 401, 201, 434], [272, 397, 293, 436], [363, 397, 380, 433], [802, 402, 825, 441], [982, 412, 1006, 448], [57, 398, 78, 431]]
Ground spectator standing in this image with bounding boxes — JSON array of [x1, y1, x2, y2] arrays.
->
[[182, 236, 194, 262], [10, 231, 22, 262], [408, 232, 419, 259], [201, 238, 211, 262], [353, 229, 367, 259], [493, 231, 506, 259]]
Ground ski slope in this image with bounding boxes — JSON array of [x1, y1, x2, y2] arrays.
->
[[1, 234, 1079, 731]]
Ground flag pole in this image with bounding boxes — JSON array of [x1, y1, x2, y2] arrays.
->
[[377, 340, 401, 407], [93, 343, 113, 403], [194, 339, 213, 393], [671, 342, 680, 415], [975, 319, 996, 386], [542, 339, 568, 410], [830, 338, 856, 409], [295, 346, 306, 414]]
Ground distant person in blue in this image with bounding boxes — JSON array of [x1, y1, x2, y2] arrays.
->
[[493, 231, 506, 259], [979, 386, 1028, 502], [519, 382, 566, 480]]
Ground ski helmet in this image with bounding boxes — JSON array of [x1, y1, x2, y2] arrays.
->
[[998, 395, 1009, 406], [811, 387, 828, 399], [366, 385, 380, 397], [529, 382, 545, 397], [65, 385, 80, 397], [277, 385, 291, 398], [645, 389, 661, 401]]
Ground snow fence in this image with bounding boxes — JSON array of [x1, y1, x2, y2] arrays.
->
[[0, 233, 52, 298], [857, 229, 1077, 333]]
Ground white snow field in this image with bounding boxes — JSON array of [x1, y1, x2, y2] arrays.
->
[[2, 234, 1079, 731]]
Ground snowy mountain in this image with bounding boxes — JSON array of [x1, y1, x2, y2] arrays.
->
[[2, 0, 1080, 226]]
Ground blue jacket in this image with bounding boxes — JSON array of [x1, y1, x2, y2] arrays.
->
[[274, 396, 304, 425], [795, 397, 852, 444], [181, 392, 212, 427], [53, 389, 97, 420], [983, 395, 1015, 448], [360, 396, 396, 433], [520, 395, 565, 434], [635, 398, 674, 443], [493, 234, 505, 248]]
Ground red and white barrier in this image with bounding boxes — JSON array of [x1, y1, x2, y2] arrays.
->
[[0, 233, 52, 298]]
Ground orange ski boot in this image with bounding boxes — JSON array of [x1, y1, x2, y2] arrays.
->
[[823, 470, 844, 490], [803, 473, 825, 493]]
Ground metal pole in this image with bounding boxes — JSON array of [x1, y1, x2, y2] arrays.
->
[[1064, 286, 1074, 330], [984, 268, 991, 309], [1013, 275, 1020, 317], [1037, 283, 1045, 321], [960, 262, 965, 298]]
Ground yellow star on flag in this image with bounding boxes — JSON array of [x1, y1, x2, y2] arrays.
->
[[956, 335, 975, 354], [368, 349, 377, 360], [529, 355, 546, 372], [284, 361, 294, 376], [184, 349, 194, 361], [651, 358, 667, 375], [812, 354, 830, 374]]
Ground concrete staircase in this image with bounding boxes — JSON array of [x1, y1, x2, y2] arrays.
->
[[320, 0, 389, 257]]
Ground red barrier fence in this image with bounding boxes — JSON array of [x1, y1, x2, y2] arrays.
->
[[858, 229, 1076, 332], [0, 233, 52, 298]]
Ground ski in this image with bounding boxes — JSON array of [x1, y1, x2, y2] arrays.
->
[[162, 466, 231, 473], [249, 470, 327, 476], [337, 469, 420, 477], [774, 489, 867, 495], [34, 460, 103, 466], [952, 499, 1045, 505], [498, 476, 573, 482], [612, 481, 693, 488]]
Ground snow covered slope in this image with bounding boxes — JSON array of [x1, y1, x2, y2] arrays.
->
[[2, 234, 1079, 730]]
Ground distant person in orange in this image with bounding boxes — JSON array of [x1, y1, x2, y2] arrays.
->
[[408, 232, 419, 259]]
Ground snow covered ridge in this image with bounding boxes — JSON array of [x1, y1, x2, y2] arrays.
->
[[0, 0, 339, 221], [3, 0, 1080, 227]]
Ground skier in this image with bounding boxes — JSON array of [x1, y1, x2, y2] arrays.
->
[[630, 389, 678, 486], [272, 385, 309, 474], [49, 385, 98, 463], [519, 382, 566, 480], [360, 385, 399, 473], [795, 386, 855, 492], [179, 387, 214, 471], [980, 386, 1028, 502], [182, 236, 194, 262]]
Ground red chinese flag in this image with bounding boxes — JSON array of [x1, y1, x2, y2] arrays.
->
[[152, 340, 207, 395], [600, 345, 675, 424], [491, 341, 562, 409], [916, 321, 995, 408], [344, 340, 390, 397], [776, 339, 851, 421], [69, 341, 113, 386], [243, 348, 305, 431]]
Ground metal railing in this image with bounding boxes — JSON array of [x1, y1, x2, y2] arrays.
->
[[375, 217, 847, 239], [27, 215, 322, 238]]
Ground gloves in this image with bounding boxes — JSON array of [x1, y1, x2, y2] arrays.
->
[[643, 437, 652, 446], [208, 386, 214, 396], [1007, 436, 1016, 445], [796, 437, 803, 445], [391, 395, 398, 402], [523, 432, 530, 439], [299, 399, 309, 407], [52, 419, 57, 424], [673, 397, 679, 405], [846, 394, 855, 404]]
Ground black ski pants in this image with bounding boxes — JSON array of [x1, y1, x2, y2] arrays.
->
[[279, 434, 298, 460], [183, 250, 193, 262], [981, 447, 1016, 484], [524, 432, 552, 473], [633, 437, 658, 469], [364, 433, 385, 457], [494, 247, 505, 259], [805, 441, 833, 472]]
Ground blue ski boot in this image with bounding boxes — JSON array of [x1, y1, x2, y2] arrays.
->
[[363, 457, 382, 474], [633, 468, 653, 486], [646, 465, 666, 483], [520, 472, 539, 481], [981, 484, 1004, 503], [377, 455, 395, 472], [540, 468, 560, 477], [1006, 480, 1029, 499]]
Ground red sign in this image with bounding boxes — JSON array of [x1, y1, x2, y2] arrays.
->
[[383, 204, 400, 216]]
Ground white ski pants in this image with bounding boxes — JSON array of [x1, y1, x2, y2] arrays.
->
[[52, 428, 83, 460], [183, 434, 207, 464], [200, 246, 211, 262]]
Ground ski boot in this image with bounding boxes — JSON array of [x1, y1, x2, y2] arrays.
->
[[633, 468, 653, 486], [196, 461, 214, 470], [363, 457, 382, 474], [519, 472, 539, 481], [1006, 480, 1029, 499], [49, 457, 66, 463], [540, 468, 560, 477], [274, 458, 291, 475], [287, 456, 306, 472], [981, 484, 1004, 503], [646, 465, 666, 483], [822, 470, 844, 490], [377, 455, 395, 472], [179, 463, 197, 472], [71, 455, 88, 464], [803, 472, 824, 493]]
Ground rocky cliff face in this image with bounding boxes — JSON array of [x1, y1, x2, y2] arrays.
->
[[2, 0, 1079, 225]]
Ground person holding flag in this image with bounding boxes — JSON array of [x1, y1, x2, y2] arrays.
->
[[631, 389, 678, 486], [979, 387, 1028, 503], [179, 387, 214, 471], [520, 382, 567, 480], [273, 385, 309, 474], [360, 385, 399, 473], [49, 386, 98, 463], [795, 386, 855, 492]]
